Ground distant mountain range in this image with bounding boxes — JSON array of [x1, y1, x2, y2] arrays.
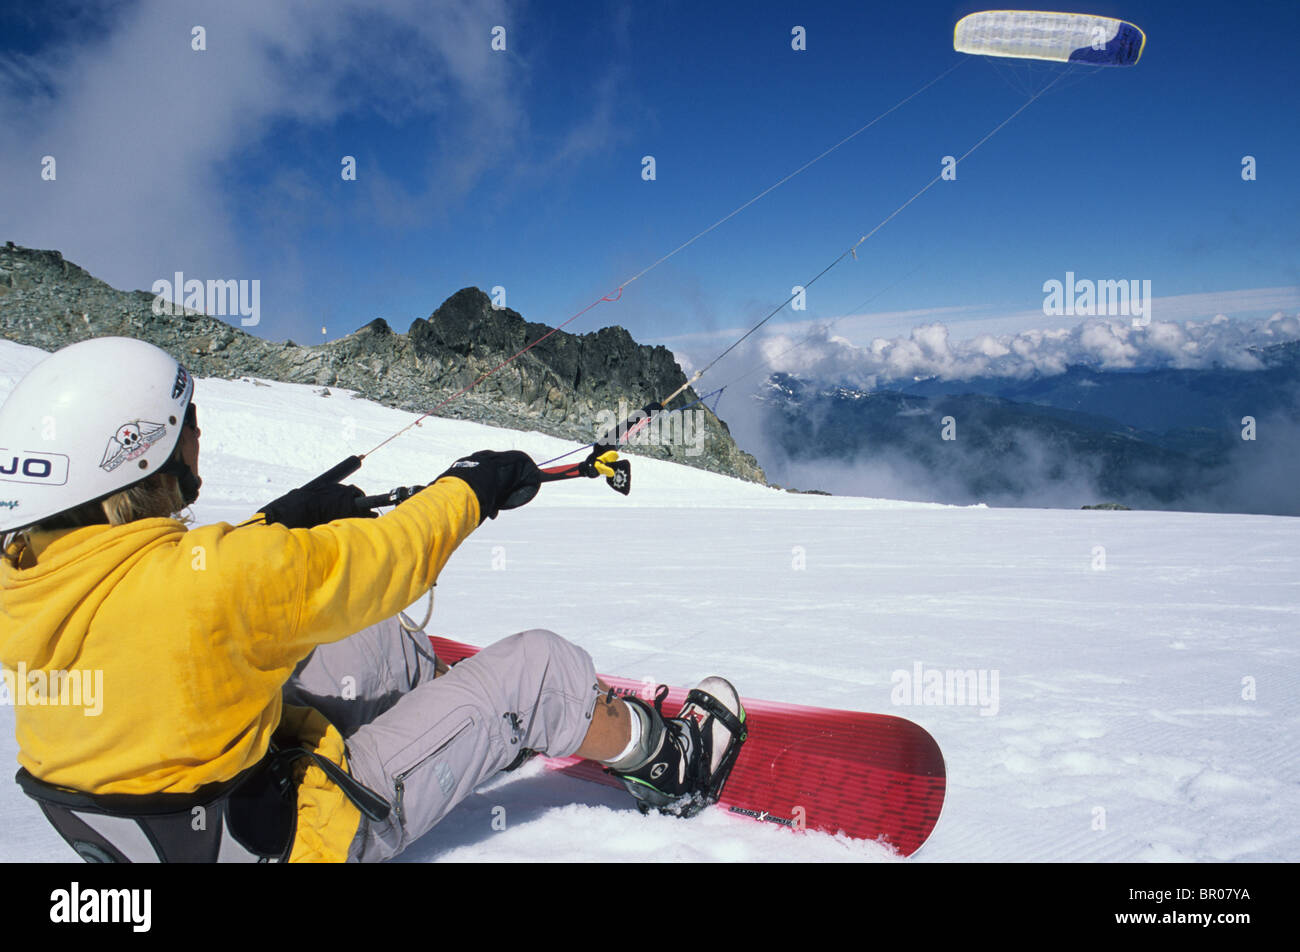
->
[[6, 242, 1295, 514], [756, 344, 1300, 514], [894, 345, 1300, 435]]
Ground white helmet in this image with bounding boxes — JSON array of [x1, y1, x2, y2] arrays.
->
[[0, 336, 198, 533]]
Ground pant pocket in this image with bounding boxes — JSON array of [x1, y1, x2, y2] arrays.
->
[[386, 715, 476, 833]]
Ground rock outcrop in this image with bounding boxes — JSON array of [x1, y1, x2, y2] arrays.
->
[[0, 242, 766, 482]]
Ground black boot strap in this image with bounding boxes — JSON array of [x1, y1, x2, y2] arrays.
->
[[683, 688, 747, 742]]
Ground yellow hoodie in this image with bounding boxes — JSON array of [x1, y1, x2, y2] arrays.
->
[[0, 478, 479, 862]]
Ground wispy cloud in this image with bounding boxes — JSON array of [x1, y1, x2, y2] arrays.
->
[[0, 0, 517, 291]]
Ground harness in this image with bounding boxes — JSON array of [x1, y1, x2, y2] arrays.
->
[[16, 744, 390, 863]]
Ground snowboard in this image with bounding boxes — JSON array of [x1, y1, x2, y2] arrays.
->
[[430, 636, 946, 857]]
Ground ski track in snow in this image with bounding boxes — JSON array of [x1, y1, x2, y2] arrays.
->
[[2, 340, 1297, 863]]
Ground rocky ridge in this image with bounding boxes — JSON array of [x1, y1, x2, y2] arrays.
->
[[0, 242, 766, 483]]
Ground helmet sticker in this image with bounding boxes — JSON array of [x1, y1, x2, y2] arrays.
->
[[171, 365, 192, 402], [99, 420, 168, 472], [0, 451, 70, 485]]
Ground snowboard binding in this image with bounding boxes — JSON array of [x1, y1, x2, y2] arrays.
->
[[612, 680, 747, 818]]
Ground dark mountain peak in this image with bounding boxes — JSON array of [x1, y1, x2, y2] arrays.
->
[[0, 243, 766, 483]]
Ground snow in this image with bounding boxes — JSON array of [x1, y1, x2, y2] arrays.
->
[[2, 338, 1297, 863]]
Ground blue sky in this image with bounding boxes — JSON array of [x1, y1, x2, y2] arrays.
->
[[1, 0, 1297, 373]]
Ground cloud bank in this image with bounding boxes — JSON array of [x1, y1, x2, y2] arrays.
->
[[750, 312, 1300, 390]]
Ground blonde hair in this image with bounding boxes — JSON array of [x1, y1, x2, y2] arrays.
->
[[100, 474, 189, 526], [3, 474, 191, 568]]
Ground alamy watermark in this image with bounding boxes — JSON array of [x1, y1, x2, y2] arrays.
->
[[1, 664, 103, 716], [152, 271, 261, 327], [891, 661, 999, 716], [50, 882, 150, 932], [1043, 271, 1151, 327], [593, 400, 708, 456]]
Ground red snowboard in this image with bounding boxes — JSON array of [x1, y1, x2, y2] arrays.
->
[[430, 637, 946, 857]]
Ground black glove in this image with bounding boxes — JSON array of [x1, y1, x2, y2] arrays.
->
[[436, 450, 542, 524], [260, 483, 378, 529]]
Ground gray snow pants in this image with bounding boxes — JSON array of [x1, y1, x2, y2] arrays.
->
[[282, 619, 603, 862]]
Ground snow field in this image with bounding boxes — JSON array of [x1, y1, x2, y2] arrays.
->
[[1, 341, 1296, 862]]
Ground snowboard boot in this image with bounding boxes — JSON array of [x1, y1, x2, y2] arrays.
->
[[609, 679, 747, 818]]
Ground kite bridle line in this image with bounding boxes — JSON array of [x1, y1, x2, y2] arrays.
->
[[659, 67, 1069, 411], [308, 62, 1065, 504], [358, 59, 970, 468]]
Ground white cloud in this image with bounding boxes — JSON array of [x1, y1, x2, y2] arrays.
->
[[748, 312, 1300, 389], [0, 0, 516, 291], [658, 287, 1300, 354]]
